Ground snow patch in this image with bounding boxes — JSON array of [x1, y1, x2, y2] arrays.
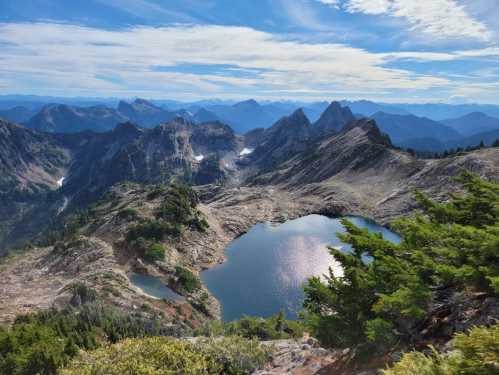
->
[[57, 197, 69, 216], [194, 155, 204, 162], [57, 177, 65, 187], [239, 147, 253, 156]]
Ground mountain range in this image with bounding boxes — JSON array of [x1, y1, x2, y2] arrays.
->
[[1, 100, 498, 253], [2, 97, 499, 154]]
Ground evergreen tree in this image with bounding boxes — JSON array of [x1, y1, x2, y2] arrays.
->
[[303, 171, 499, 352]]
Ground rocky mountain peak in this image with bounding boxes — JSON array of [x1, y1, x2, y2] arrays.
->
[[313, 101, 355, 137], [342, 117, 393, 147], [288, 108, 309, 125]]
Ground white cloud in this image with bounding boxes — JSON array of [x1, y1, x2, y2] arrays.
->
[[315, 0, 341, 7], [343, 0, 390, 14], [0, 22, 497, 102], [0, 22, 455, 99], [324, 0, 493, 41]]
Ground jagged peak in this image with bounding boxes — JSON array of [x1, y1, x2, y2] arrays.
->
[[287, 108, 310, 125], [313, 101, 355, 136], [342, 118, 392, 147]]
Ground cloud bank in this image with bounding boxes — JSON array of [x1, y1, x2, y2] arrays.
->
[[0, 22, 497, 102]]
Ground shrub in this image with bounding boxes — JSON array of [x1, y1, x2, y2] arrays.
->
[[156, 182, 208, 232], [116, 208, 139, 221], [144, 242, 165, 262], [60, 336, 271, 375], [174, 266, 201, 293], [0, 288, 178, 375], [146, 184, 167, 200], [383, 324, 499, 375], [194, 313, 305, 340], [60, 337, 214, 375], [126, 219, 180, 242], [195, 336, 272, 375]]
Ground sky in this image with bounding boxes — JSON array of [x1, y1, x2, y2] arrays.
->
[[0, 0, 498, 103]]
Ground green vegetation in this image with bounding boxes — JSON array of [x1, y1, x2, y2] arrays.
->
[[60, 336, 271, 375], [384, 324, 499, 375], [126, 182, 208, 262], [156, 182, 208, 232], [0, 284, 175, 375], [193, 336, 272, 375], [60, 337, 212, 375], [195, 312, 305, 340], [126, 219, 181, 243], [303, 171, 499, 352], [144, 242, 166, 262], [127, 237, 167, 263], [174, 266, 201, 293], [406, 138, 498, 159], [116, 207, 139, 221]]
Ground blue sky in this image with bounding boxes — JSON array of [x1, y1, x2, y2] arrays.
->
[[0, 0, 498, 103]]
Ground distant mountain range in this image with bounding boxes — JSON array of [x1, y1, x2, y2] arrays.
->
[[0, 106, 37, 123], [1, 96, 499, 153], [371, 111, 499, 152], [27, 104, 128, 133], [370, 112, 460, 144], [441, 112, 499, 136]]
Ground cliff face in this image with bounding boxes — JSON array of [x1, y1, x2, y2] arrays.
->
[[0, 120, 71, 250], [248, 108, 312, 169], [0, 118, 241, 251]]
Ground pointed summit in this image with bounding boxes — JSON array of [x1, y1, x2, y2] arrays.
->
[[288, 108, 309, 124], [313, 101, 355, 136], [342, 118, 393, 147]]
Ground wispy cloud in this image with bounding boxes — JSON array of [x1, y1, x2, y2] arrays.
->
[[316, 0, 493, 42], [95, 0, 197, 23], [277, 0, 332, 31], [0, 22, 496, 102]]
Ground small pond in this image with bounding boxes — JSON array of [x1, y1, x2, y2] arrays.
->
[[201, 215, 400, 321], [129, 273, 185, 302]]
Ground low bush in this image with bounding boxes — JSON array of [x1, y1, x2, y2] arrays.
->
[[60, 337, 213, 375], [60, 336, 271, 375], [156, 182, 208, 232], [174, 266, 201, 293], [126, 219, 180, 242], [116, 207, 139, 221], [194, 313, 305, 340], [384, 324, 499, 375], [144, 242, 165, 262], [195, 336, 272, 375], [0, 286, 176, 375]]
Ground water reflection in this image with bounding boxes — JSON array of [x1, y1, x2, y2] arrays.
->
[[201, 215, 400, 321]]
